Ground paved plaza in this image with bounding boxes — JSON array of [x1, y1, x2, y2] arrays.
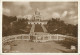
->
[[10, 40, 71, 53]]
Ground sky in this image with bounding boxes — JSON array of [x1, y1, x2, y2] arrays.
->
[[3, 2, 78, 25]]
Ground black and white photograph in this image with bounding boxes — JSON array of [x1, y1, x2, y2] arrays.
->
[[2, 1, 78, 53]]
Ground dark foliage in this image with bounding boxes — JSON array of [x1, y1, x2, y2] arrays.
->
[[2, 15, 17, 36], [2, 15, 29, 36], [46, 18, 78, 37]]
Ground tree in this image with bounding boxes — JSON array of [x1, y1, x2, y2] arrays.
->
[[46, 18, 78, 37]]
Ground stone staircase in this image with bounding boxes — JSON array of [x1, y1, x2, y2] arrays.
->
[[30, 24, 35, 33], [41, 24, 48, 33], [30, 24, 48, 35]]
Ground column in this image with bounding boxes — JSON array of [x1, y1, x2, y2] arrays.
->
[[36, 36, 37, 42], [57, 35, 59, 41], [43, 35, 44, 42], [50, 36, 51, 40]]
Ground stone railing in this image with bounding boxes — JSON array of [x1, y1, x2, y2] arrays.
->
[[3, 34, 76, 43], [32, 34, 66, 42], [2, 34, 30, 44]]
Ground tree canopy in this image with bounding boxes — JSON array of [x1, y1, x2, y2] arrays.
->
[[46, 18, 78, 37]]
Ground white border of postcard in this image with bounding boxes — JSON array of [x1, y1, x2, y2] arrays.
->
[[0, 0, 80, 55]]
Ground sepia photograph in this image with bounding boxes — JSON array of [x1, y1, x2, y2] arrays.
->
[[2, 1, 78, 53]]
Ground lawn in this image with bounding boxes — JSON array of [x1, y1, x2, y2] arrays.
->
[[34, 24, 44, 32]]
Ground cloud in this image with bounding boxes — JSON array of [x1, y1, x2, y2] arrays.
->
[[69, 19, 78, 25], [13, 2, 32, 10], [17, 15, 32, 20], [27, 15, 32, 20], [61, 11, 68, 18], [69, 10, 75, 15], [17, 15, 23, 19], [52, 12, 60, 19], [3, 8, 10, 16], [73, 16, 78, 19], [13, 2, 32, 16], [69, 15, 78, 19], [74, 20, 78, 24], [3, 2, 78, 25], [3, 2, 32, 16], [40, 11, 51, 20], [46, 7, 52, 11]]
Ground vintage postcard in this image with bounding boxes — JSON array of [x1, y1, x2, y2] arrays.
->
[[0, 0, 79, 54]]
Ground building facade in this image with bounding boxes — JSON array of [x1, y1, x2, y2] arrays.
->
[[28, 8, 47, 25]]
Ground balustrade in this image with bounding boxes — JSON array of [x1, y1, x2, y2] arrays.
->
[[2, 34, 67, 43]]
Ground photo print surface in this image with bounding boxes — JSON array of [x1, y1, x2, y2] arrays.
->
[[2, 2, 78, 53]]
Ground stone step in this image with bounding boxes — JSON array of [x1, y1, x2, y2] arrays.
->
[[41, 24, 48, 33]]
